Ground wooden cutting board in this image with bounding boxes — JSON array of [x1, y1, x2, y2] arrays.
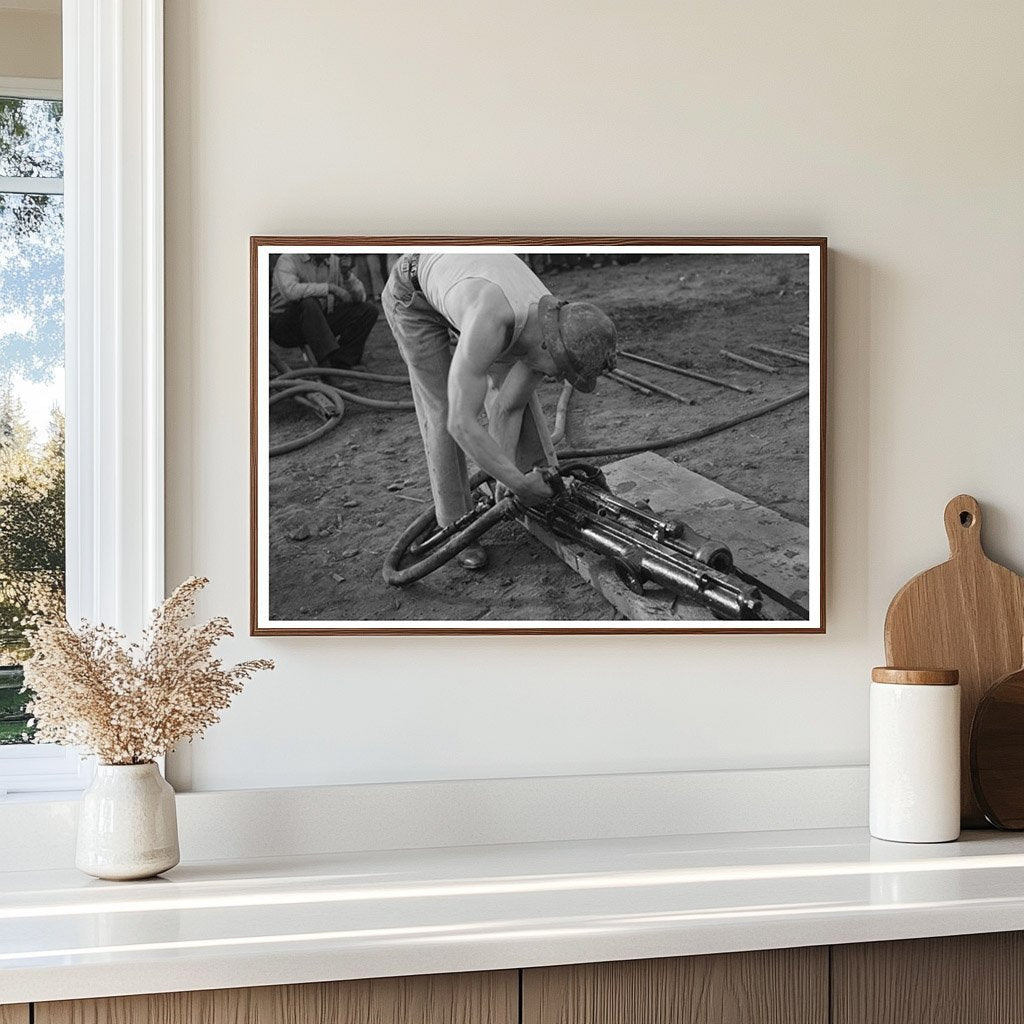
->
[[884, 494, 1024, 826]]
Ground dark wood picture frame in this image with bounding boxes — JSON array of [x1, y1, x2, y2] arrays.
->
[[251, 236, 827, 636]]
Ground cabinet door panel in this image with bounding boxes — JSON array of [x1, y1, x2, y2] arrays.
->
[[832, 932, 1024, 1024], [0, 1007, 29, 1024], [36, 970, 517, 1024], [523, 948, 827, 1024]]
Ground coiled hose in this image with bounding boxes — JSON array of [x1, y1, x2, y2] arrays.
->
[[269, 379, 347, 456], [383, 472, 511, 586], [269, 366, 415, 457]]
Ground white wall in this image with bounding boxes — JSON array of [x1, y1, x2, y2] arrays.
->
[[164, 1, 1024, 792]]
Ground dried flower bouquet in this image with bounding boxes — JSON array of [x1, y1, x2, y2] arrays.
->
[[23, 577, 273, 765]]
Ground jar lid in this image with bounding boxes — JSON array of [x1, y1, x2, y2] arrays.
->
[[871, 667, 959, 686]]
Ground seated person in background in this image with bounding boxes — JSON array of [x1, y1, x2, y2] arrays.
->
[[270, 253, 379, 369], [360, 253, 390, 303]]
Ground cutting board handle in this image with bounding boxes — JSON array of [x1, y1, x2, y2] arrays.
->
[[944, 494, 983, 559]]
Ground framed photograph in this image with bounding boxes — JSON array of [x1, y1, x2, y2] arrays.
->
[[251, 237, 826, 635]]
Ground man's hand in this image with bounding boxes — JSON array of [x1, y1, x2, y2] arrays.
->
[[329, 283, 352, 303], [513, 469, 554, 507]]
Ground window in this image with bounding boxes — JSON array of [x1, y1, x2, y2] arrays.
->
[[0, 79, 83, 795], [1, 5, 167, 798]]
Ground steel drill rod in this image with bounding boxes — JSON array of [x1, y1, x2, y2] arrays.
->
[[720, 349, 777, 374], [603, 370, 653, 396], [611, 368, 695, 406], [750, 344, 810, 365], [618, 350, 751, 394]]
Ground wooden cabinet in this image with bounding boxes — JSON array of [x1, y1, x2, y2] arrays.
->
[[34, 971, 517, 1024], [832, 932, 1024, 1024], [522, 948, 828, 1024], [13, 933, 1024, 1024]]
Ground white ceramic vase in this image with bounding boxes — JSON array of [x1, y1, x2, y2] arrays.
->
[[76, 762, 180, 880]]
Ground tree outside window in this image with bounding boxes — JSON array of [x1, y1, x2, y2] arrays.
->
[[0, 94, 65, 744]]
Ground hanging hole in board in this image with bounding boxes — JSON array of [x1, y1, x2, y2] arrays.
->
[[960, 511, 973, 527]]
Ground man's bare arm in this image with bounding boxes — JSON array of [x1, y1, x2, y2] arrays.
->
[[488, 360, 542, 463], [334, 266, 366, 303], [346, 271, 367, 302]]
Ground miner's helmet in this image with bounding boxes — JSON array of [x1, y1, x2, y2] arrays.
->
[[538, 295, 617, 393]]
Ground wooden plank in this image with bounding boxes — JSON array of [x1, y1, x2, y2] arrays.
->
[[601, 452, 809, 610], [36, 971, 518, 1024], [523, 949, 828, 1024], [0, 1007, 29, 1024], [832, 933, 1024, 1024]]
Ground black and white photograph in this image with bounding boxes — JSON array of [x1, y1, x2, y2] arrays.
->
[[251, 239, 825, 634]]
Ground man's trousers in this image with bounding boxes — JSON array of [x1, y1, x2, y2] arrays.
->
[[270, 297, 378, 368]]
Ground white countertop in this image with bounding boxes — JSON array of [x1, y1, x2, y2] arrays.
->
[[4, 826, 1024, 1004]]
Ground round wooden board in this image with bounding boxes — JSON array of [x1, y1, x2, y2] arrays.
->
[[971, 662, 1024, 829]]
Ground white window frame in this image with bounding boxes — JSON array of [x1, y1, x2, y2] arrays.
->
[[0, 76, 64, 194], [0, 0, 165, 797], [0, 77, 61, 102]]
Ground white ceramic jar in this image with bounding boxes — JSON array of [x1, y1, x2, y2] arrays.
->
[[870, 667, 961, 843], [76, 762, 180, 880]]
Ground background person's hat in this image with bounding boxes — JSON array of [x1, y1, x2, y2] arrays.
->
[[538, 296, 618, 393]]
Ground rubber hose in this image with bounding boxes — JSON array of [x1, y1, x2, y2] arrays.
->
[[384, 498, 513, 587], [269, 381, 344, 407], [559, 386, 809, 460], [550, 381, 574, 446], [275, 367, 410, 385], [270, 415, 344, 456], [269, 379, 346, 457], [269, 365, 416, 456], [274, 367, 415, 411]]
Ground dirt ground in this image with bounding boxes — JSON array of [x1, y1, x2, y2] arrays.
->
[[267, 253, 811, 623]]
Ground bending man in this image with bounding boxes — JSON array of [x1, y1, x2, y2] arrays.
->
[[382, 252, 616, 569]]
